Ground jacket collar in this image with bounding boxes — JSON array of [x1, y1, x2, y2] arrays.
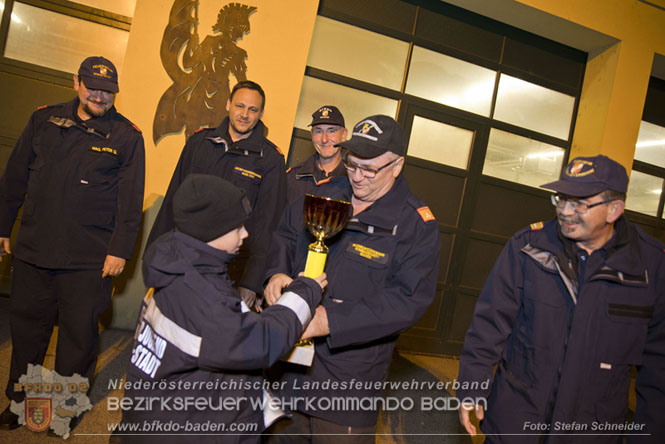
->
[[56, 98, 117, 134], [207, 117, 266, 153], [295, 153, 347, 182], [530, 216, 645, 276], [351, 176, 410, 231]]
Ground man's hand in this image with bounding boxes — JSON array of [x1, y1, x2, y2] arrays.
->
[[0, 237, 11, 262], [459, 403, 484, 436], [301, 306, 329, 340], [102, 255, 126, 278], [264, 273, 293, 306], [239, 287, 263, 312]]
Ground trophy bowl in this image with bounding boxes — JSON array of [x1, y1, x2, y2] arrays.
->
[[303, 194, 351, 256]]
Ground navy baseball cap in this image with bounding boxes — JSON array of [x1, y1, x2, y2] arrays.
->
[[309, 105, 345, 127], [336, 115, 406, 158], [78, 56, 119, 93], [541, 154, 628, 197]]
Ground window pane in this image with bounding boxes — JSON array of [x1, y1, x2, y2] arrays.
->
[[626, 170, 663, 217], [294, 76, 398, 131], [483, 128, 565, 188], [72, 0, 136, 17], [5, 3, 129, 75], [635, 121, 665, 168], [494, 74, 575, 139], [407, 116, 474, 170], [308, 16, 409, 91], [406, 46, 496, 117]]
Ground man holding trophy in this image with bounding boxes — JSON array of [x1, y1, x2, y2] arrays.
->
[[264, 115, 441, 442]]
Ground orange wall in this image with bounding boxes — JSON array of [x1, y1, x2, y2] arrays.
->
[[116, 0, 319, 202]]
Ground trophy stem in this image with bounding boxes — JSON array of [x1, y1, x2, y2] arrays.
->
[[304, 231, 328, 278]]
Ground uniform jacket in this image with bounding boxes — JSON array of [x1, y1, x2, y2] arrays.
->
[[146, 117, 286, 293], [265, 176, 440, 427], [457, 217, 665, 444], [285, 153, 347, 203], [0, 98, 145, 268], [119, 230, 322, 443]]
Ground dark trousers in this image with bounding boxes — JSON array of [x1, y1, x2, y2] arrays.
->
[[267, 411, 376, 444], [5, 258, 111, 402]]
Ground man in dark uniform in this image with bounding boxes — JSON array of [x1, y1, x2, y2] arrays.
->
[[457, 155, 665, 443], [264, 115, 441, 442], [0, 56, 145, 430], [146, 80, 286, 311], [286, 105, 347, 203]]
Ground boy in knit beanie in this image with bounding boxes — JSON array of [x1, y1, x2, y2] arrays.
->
[[115, 174, 326, 443]]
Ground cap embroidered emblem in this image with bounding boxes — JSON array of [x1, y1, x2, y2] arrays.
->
[[566, 160, 594, 177], [321, 109, 329, 117], [353, 119, 383, 141]]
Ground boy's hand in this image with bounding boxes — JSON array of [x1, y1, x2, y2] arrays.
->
[[265, 273, 293, 306]]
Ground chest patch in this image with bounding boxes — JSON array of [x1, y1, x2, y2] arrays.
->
[[90, 146, 118, 156], [233, 166, 262, 180], [346, 243, 388, 264]]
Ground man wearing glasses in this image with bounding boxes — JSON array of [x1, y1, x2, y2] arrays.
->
[[264, 115, 440, 442], [285, 105, 348, 203], [457, 154, 665, 443]]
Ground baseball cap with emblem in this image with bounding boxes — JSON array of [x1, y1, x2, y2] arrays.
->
[[78, 56, 119, 93], [309, 105, 345, 127], [336, 115, 406, 159], [540, 154, 628, 197]]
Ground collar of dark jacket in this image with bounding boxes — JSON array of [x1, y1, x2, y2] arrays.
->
[[295, 153, 347, 181], [147, 230, 234, 276], [208, 117, 266, 153], [352, 176, 409, 231], [530, 216, 644, 277], [53, 98, 117, 135]]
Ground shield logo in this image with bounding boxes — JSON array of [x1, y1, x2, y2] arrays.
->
[[25, 397, 52, 432], [569, 161, 585, 175]]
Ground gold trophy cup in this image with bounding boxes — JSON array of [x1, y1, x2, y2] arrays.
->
[[303, 194, 352, 278], [284, 194, 351, 366]]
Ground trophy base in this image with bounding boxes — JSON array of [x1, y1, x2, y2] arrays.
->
[[283, 343, 315, 366]]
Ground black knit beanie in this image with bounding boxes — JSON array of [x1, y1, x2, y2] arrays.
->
[[173, 174, 250, 242]]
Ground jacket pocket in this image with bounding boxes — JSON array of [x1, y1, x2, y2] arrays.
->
[[607, 303, 654, 322]]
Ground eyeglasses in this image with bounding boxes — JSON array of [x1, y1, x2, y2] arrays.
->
[[550, 194, 614, 214], [343, 155, 399, 178]]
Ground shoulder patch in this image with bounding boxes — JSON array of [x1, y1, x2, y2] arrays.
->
[[530, 221, 544, 231], [273, 145, 283, 156], [131, 123, 142, 133], [37, 105, 48, 110], [194, 127, 207, 134], [417, 206, 435, 223], [286, 167, 292, 174]]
